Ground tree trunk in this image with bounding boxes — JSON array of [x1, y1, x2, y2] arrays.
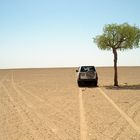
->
[[113, 48, 118, 86]]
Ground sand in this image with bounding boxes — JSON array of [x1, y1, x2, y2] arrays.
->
[[0, 67, 140, 140]]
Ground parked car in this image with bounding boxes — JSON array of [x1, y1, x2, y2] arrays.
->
[[76, 66, 98, 87]]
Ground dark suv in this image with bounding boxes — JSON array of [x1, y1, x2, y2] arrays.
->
[[76, 66, 98, 87]]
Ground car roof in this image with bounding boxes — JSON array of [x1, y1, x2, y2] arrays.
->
[[79, 66, 96, 71]]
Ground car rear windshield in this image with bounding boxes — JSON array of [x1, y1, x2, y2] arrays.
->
[[80, 66, 95, 72]]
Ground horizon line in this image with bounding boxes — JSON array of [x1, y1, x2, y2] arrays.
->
[[0, 65, 140, 70]]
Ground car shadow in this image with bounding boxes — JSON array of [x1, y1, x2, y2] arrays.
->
[[104, 84, 140, 90]]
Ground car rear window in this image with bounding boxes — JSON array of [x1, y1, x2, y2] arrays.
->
[[80, 66, 95, 72]]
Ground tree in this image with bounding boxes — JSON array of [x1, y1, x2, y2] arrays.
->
[[94, 23, 140, 86]]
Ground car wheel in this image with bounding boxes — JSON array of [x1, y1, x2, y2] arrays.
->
[[78, 81, 82, 87], [94, 81, 98, 87]]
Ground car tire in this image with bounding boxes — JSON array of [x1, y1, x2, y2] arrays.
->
[[78, 81, 82, 87], [94, 81, 98, 87]]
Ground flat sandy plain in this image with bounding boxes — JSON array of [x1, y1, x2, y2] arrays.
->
[[0, 67, 140, 140]]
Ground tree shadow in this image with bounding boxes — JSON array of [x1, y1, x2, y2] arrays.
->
[[104, 84, 140, 90]]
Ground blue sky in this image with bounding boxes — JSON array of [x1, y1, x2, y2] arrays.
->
[[0, 0, 140, 68]]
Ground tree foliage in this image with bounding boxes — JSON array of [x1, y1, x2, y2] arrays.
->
[[94, 23, 140, 86], [94, 23, 140, 51]]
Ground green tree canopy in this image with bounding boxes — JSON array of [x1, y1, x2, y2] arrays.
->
[[94, 23, 140, 50], [94, 23, 140, 86]]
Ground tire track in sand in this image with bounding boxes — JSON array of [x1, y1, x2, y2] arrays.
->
[[11, 71, 61, 140], [11, 71, 79, 140], [0, 73, 11, 140], [98, 88, 140, 135], [79, 88, 87, 140], [0, 73, 9, 87]]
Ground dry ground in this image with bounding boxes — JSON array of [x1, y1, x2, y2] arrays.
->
[[0, 67, 140, 140]]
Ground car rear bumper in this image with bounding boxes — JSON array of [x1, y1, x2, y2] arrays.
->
[[77, 79, 98, 87], [78, 78, 97, 82], [78, 79, 98, 84]]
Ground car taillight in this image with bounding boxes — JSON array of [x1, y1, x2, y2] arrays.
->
[[79, 73, 81, 79]]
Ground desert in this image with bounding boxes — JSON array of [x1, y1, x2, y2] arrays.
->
[[0, 67, 140, 140]]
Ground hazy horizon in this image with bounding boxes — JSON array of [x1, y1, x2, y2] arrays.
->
[[1, 65, 140, 70]]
